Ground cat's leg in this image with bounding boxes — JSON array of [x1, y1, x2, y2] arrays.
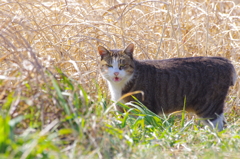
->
[[202, 113, 226, 131], [195, 101, 226, 131]]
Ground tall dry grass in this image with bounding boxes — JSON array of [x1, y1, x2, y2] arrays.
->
[[0, 1, 239, 157]]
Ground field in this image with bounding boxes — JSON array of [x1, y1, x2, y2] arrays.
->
[[0, 0, 240, 158]]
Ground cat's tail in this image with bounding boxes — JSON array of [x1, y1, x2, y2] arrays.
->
[[231, 63, 237, 86]]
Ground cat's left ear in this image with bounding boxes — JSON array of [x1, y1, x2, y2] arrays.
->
[[98, 46, 109, 59], [124, 43, 134, 59]]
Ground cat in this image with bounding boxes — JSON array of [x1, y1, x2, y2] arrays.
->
[[98, 43, 237, 131]]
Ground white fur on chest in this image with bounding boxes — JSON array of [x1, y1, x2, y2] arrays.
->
[[107, 73, 133, 102], [107, 81, 126, 102]]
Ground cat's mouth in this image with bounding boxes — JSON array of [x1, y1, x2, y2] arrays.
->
[[113, 77, 122, 82]]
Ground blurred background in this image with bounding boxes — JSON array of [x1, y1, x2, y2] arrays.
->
[[0, 0, 239, 158]]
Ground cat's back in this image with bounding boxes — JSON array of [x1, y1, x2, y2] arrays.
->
[[138, 56, 232, 70], [135, 56, 235, 85]]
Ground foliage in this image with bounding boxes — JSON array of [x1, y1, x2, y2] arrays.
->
[[0, 0, 239, 158]]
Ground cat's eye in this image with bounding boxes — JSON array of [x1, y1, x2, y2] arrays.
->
[[119, 64, 126, 70], [106, 64, 113, 67]]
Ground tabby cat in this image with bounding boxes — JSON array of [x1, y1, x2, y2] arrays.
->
[[98, 43, 237, 131]]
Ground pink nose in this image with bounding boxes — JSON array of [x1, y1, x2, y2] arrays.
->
[[114, 72, 119, 76]]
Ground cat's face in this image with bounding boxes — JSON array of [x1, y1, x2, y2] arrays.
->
[[98, 44, 135, 83]]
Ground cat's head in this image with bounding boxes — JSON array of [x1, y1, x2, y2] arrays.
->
[[98, 43, 135, 83]]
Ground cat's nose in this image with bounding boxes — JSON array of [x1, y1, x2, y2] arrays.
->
[[114, 72, 119, 76]]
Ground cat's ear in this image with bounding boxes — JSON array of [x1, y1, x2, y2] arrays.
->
[[98, 46, 109, 59], [124, 43, 134, 59]]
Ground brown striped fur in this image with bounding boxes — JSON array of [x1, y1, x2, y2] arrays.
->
[[98, 43, 237, 131]]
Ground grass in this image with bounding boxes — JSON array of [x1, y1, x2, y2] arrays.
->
[[0, 0, 240, 158]]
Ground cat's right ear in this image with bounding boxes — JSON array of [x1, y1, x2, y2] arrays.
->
[[98, 46, 109, 59], [124, 43, 134, 59]]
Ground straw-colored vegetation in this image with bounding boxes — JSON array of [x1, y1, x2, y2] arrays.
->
[[0, 0, 239, 158]]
